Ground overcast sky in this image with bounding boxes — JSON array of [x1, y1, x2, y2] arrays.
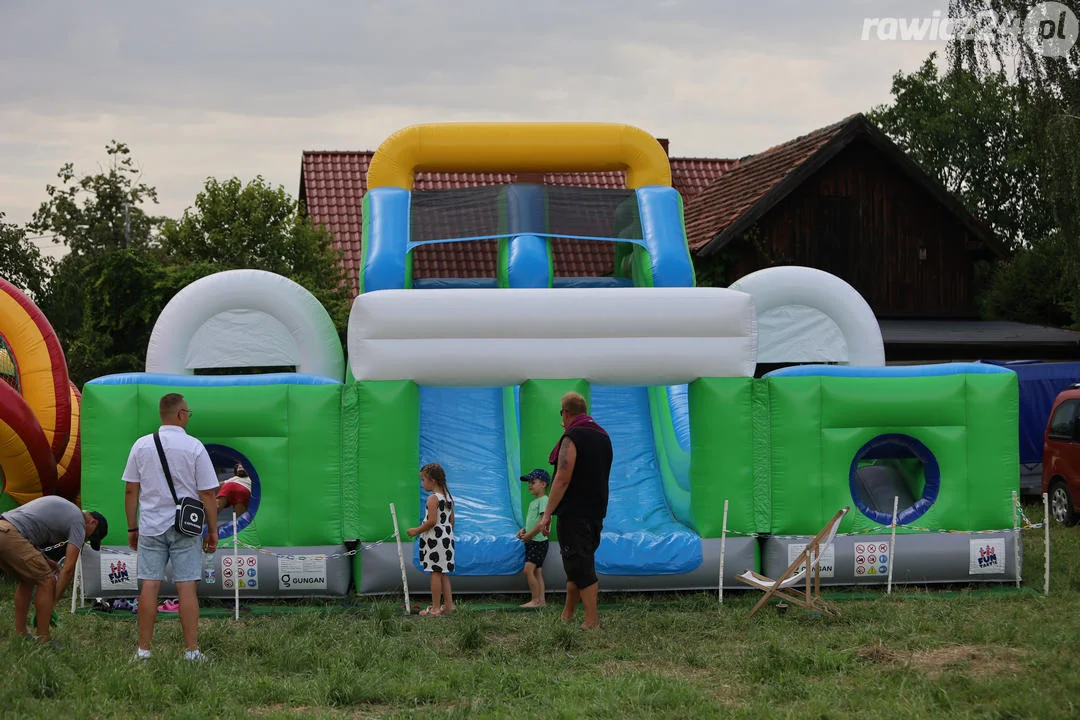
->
[[0, 1, 946, 258]]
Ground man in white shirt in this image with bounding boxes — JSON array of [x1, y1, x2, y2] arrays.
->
[[123, 393, 218, 662]]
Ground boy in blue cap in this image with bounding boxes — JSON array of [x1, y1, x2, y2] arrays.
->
[[516, 468, 550, 607]]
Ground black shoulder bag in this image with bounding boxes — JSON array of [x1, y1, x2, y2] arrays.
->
[[153, 431, 206, 537]]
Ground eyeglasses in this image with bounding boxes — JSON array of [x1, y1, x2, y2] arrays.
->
[[179, 408, 193, 417], [559, 409, 567, 417]]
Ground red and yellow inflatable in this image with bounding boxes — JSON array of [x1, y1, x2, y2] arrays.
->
[[0, 277, 80, 505]]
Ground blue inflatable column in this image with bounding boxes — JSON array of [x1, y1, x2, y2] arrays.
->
[[360, 187, 411, 293], [637, 186, 695, 288], [500, 184, 551, 289]]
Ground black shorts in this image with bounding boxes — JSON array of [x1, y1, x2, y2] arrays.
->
[[524, 540, 548, 567], [556, 516, 602, 589]]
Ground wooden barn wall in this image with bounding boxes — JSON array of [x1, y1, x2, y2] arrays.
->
[[727, 141, 986, 318]]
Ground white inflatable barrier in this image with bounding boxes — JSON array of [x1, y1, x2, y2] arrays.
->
[[730, 266, 885, 366], [145, 269, 345, 380], [348, 287, 758, 385]]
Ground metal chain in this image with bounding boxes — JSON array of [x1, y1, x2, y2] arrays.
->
[[1014, 498, 1044, 530], [216, 534, 396, 561]]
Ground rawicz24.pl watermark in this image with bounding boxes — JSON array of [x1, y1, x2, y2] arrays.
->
[[861, 2, 1079, 57]]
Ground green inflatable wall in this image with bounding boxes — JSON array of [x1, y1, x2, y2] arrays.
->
[[518, 379, 589, 540], [688, 378, 758, 538], [347, 380, 420, 540], [81, 380, 344, 549], [765, 372, 1019, 535]]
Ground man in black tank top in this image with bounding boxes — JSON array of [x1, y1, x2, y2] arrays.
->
[[538, 391, 613, 629]]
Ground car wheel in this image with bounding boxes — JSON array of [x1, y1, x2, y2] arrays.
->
[[1050, 481, 1078, 526]]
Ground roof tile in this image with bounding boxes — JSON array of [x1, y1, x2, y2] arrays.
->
[[682, 116, 854, 251]]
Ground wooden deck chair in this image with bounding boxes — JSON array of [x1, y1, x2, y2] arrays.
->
[[737, 506, 850, 618]]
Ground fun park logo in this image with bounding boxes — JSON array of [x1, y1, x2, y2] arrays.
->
[[107, 560, 130, 586], [977, 543, 1000, 569], [860, 2, 1079, 57]]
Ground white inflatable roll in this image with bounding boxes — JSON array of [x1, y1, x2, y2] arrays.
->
[[729, 266, 885, 366], [348, 287, 757, 385], [146, 269, 345, 380]]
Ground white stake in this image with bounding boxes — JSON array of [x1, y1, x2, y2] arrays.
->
[[390, 503, 411, 615], [233, 511, 240, 621], [887, 496, 898, 595], [1013, 491, 1021, 589], [1044, 492, 1050, 596], [70, 553, 81, 614], [718, 499, 729, 605]]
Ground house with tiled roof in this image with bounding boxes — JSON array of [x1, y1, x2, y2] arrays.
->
[[685, 113, 1004, 317], [299, 141, 735, 296], [684, 113, 1077, 360]]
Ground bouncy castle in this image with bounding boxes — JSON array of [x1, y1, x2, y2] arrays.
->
[[0, 278, 82, 510], [67, 123, 1021, 598]]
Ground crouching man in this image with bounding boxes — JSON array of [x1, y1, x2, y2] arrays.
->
[[0, 495, 107, 643]]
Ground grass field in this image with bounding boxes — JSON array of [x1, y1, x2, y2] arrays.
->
[[2, 500, 1079, 719]]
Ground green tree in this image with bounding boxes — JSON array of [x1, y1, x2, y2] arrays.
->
[[28, 140, 163, 256], [982, 236, 1075, 324], [30, 141, 171, 383], [161, 176, 351, 332], [30, 149, 352, 384], [869, 53, 1052, 251], [41, 250, 220, 384], [0, 213, 52, 298], [945, 0, 1080, 324]]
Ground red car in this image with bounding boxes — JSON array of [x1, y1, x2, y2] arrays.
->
[[1043, 384, 1080, 525]]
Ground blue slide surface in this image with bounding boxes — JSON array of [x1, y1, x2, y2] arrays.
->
[[590, 385, 701, 575], [415, 387, 524, 575], [415, 385, 701, 577]]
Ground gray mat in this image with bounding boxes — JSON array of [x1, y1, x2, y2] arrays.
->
[[761, 530, 1022, 585], [355, 537, 758, 595]]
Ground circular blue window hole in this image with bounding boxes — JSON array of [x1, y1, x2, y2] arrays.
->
[[849, 433, 940, 526], [204, 444, 261, 540]]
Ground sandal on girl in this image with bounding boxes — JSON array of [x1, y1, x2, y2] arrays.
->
[[418, 606, 441, 616]]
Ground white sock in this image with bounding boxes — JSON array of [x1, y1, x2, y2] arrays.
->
[[184, 649, 201, 660], [137, 648, 151, 658]]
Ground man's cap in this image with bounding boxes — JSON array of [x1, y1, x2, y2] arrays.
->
[[521, 468, 551, 483], [87, 512, 108, 551]]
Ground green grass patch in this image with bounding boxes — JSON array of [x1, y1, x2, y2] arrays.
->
[[1, 501, 1077, 718]]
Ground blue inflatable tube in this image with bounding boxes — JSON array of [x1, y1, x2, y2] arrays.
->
[[501, 184, 551, 289], [360, 187, 411, 292], [766, 362, 1014, 378], [636, 186, 695, 288]]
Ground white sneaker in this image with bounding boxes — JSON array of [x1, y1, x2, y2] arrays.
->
[[184, 649, 210, 662], [130, 649, 151, 663]]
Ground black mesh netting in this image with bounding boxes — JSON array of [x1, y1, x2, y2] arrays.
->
[[409, 185, 642, 243], [0, 336, 18, 392]]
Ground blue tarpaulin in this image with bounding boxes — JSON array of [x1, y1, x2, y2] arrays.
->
[[981, 361, 1080, 464]]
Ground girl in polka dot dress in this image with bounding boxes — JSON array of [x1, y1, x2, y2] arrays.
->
[[407, 462, 455, 616]]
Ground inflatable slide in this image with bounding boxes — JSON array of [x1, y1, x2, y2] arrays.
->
[[75, 122, 1022, 599]]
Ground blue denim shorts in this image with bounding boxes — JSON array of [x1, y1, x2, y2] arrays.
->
[[138, 527, 201, 583]]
